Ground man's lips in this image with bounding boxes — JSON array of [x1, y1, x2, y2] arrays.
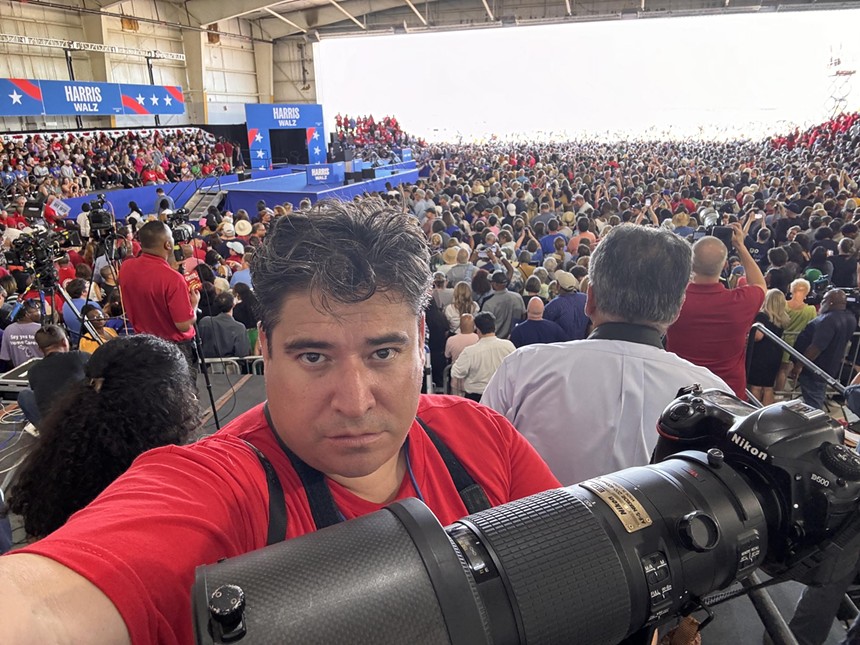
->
[[326, 433, 384, 447]]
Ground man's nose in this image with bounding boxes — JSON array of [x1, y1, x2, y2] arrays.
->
[[329, 357, 376, 418]]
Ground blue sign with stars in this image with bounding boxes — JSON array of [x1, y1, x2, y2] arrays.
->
[[244, 103, 326, 170], [0, 78, 185, 117]]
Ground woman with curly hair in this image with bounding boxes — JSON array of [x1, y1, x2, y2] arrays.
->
[[5, 334, 200, 540]]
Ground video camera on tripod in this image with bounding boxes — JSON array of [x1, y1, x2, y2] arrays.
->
[[3, 225, 79, 289], [193, 387, 860, 645], [167, 208, 196, 262], [81, 194, 114, 239]]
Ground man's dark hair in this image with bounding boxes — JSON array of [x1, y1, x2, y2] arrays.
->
[[251, 199, 431, 343], [34, 324, 67, 351], [589, 225, 692, 331], [576, 217, 590, 233], [138, 221, 169, 250], [65, 278, 87, 299], [473, 311, 496, 335], [215, 292, 235, 314], [767, 246, 788, 267]]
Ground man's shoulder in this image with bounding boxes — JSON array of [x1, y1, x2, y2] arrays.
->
[[416, 394, 511, 440]]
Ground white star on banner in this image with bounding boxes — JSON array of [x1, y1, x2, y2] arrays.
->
[[136, 94, 145, 105], [150, 95, 159, 106], [254, 132, 263, 143], [255, 149, 265, 159], [8, 90, 22, 105], [163, 95, 173, 106], [312, 131, 319, 140], [313, 146, 321, 156]]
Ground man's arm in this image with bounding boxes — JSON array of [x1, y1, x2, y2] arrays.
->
[[730, 222, 766, 293], [0, 553, 130, 644], [174, 288, 201, 333]]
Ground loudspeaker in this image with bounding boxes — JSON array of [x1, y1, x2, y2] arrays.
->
[[238, 172, 252, 182], [361, 168, 376, 180]]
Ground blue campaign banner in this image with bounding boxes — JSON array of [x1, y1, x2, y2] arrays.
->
[[0, 78, 185, 117], [244, 103, 326, 170], [0, 79, 43, 116], [400, 148, 413, 161], [306, 162, 345, 186]]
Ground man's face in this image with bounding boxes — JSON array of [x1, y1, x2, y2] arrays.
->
[[261, 291, 424, 481]]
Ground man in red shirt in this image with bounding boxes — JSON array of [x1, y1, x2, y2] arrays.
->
[[0, 201, 560, 644], [666, 222, 766, 398], [117, 221, 200, 377]]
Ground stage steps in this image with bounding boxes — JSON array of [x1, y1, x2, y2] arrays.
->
[[185, 189, 226, 221]]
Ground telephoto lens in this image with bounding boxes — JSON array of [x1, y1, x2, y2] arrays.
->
[[192, 389, 860, 645]]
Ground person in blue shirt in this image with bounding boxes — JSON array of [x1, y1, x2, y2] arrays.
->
[[539, 219, 567, 256], [62, 279, 102, 344], [229, 253, 253, 289], [510, 297, 566, 348], [0, 166, 15, 188]]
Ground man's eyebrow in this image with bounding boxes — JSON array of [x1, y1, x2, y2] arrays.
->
[[366, 332, 410, 346], [282, 339, 335, 352]]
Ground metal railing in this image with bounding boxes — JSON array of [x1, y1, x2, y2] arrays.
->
[[203, 356, 264, 375]]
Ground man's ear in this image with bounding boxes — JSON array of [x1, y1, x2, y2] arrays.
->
[[417, 316, 425, 359], [584, 284, 597, 318], [258, 323, 269, 363]]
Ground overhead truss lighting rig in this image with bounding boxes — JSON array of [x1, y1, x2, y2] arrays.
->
[[0, 33, 186, 61]]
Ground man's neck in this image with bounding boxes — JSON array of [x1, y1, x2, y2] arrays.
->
[[141, 249, 167, 261], [327, 447, 408, 504], [690, 274, 720, 285]]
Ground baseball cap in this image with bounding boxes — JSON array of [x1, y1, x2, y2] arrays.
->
[[555, 271, 579, 292], [490, 270, 508, 284]]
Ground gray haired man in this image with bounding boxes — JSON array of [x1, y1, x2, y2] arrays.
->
[[482, 224, 729, 485]]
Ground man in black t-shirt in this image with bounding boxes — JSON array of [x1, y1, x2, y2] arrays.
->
[[20, 325, 89, 426]]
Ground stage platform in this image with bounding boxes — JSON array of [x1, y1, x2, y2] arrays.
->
[[221, 161, 419, 213], [0, 376, 851, 643]]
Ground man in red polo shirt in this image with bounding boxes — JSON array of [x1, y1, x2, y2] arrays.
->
[[666, 222, 766, 399], [118, 221, 200, 378]]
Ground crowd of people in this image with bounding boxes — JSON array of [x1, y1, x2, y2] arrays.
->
[[334, 113, 423, 149], [0, 129, 244, 204], [0, 109, 859, 644]]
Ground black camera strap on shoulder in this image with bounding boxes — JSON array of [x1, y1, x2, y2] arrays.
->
[[414, 417, 491, 515], [240, 439, 287, 547], [250, 403, 491, 545]]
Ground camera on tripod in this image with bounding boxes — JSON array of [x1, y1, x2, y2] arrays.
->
[[4, 229, 59, 270], [166, 208, 196, 262], [193, 387, 860, 645], [82, 194, 115, 239]]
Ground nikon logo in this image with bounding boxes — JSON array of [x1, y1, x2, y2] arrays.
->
[[730, 433, 768, 461]]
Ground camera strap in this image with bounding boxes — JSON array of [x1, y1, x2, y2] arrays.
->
[[701, 510, 860, 609], [253, 403, 491, 544]]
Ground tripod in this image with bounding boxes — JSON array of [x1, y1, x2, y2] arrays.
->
[[20, 262, 104, 347], [193, 325, 220, 431]]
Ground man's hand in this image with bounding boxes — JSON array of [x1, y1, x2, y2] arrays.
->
[[730, 222, 746, 250], [190, 288, 201, 309]]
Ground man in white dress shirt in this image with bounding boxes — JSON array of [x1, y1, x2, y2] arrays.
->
[[482, 224, 729, 485], [451, 311, 515, 402]]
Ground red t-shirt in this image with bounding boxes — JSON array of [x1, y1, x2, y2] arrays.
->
[[665, 282, 765, 398], [56, 263, 76, 285], [140, 169, 158, 183], [118, 253, 195, 342], [15, 396, 559, 644]]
